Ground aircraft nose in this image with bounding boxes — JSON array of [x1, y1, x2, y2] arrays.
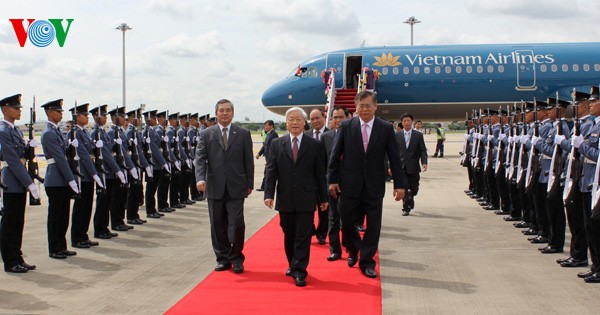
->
[[261, 81, 288, 107]]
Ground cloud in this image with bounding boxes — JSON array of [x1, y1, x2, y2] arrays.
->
[[245, 0, 360, 36], [262, 34, 318, 62], [157, 32, 225, 58], [147, 0, 197, 19], [465, 0, 586, 19]]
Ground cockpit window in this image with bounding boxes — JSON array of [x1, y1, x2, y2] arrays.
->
[[307, 66, 317, 77], [286, 65, 317, 78]]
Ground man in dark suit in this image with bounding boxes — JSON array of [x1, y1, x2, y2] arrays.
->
[[305, 109, 329, 244], [264, 107, 328, 287], [396, 113, 427, 216], [195, 99, 254, 274], [328, 91, 405, 278], [256, 120, 278, 192]]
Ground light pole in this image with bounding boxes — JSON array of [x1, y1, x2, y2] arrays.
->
[[116, 23, 132, 109], [403, 16, 420, 46]]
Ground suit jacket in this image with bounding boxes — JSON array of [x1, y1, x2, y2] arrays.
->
[[396, 129, 427, 175], [328, 117, 404, 199], [264, 134, 327, 212], [0, 121, 33, 193], [258, 129, 279, 159], [304, 127, 329, 141], [41, 122, 75, 187], [194, 124, 254, 200]]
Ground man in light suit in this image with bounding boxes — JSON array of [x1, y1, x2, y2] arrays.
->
[[305, 109, 329, 244], [328, 91, 405, 278], [264, 107, 328, 287], [195, 99, 254, 273], [396, 113, 427, 216], [256, 120, 279, 192]]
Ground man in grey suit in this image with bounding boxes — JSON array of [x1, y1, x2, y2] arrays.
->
[[195, 99, 254, 274], [396, 113, 427, 216]]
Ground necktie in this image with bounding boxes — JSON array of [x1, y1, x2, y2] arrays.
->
[[362, 123, 369, 152], [222, 127, 228, 149], [292, 137, 298, 162], [314, 129, 320, 140], [405, 132, 410, 148]]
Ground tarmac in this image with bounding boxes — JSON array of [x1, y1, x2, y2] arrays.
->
[[0, 132, 599, 314]]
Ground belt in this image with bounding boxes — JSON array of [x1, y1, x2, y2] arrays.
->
[[584, 158, 597, 165], [542, 154, 552, 160], [1, 161, 7, 168], [4, 159, 28, 168], [47, 158, 56, 165]]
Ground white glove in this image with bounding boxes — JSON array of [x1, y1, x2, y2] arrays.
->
[[195, 136, 200, 143], [186, 159, 192, 169], [115, 138, 123, 145], [175, 137, 180, 142], [28, 139, 39, 148], [174, 161, 181, 171], [487, 135, 494, 141], [145, 137, 151, 144], [95, 140, 104, 148], [116, 170, 127, 185], [185, 136, 190, 142], [554, 134, 566, 145], [478, 134, 484, 140], [145, 166, 153, 177], [520, 135, 529, 144], [130, 168, 139, 180], [573, 135, 584, 149], [498, 134, 506, 141], [163, 163, 171, 173], [531, 136, 541, 146], [28, 183, 40, 200], [508, 136, 513, 144], [133, 138, 138, 146], [163, 136, 169, 142], [69, 139, 79, 148], [68, 180, 79, 194], [92, 174, 104, 188], [464, 134, 469, 140]]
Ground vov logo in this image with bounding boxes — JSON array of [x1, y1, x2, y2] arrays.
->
[[9, 19, 74, 47]]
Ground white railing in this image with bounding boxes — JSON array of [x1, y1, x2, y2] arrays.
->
[[324, 68, 336, 129]]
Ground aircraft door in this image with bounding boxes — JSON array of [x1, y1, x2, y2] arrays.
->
[[515, 50, 536, 90], [326, 53, 345, 89]]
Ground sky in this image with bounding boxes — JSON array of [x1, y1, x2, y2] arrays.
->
[[1, 0, 600, 123]]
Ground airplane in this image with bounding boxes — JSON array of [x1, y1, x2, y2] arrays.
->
[[261, 42, 600, 120]]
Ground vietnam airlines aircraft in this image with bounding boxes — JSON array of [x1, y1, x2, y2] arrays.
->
[[261, 42, 600, 120]]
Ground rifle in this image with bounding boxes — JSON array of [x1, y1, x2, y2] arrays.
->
[[495, 106, 505, 175], [67, 101, 82, 199], [563, 88, 581, 204], [92, 113, 107, 196], [547, 92, 564, 198], [171, 113, 182, 175], [483, 108, 492, 174], [459, 112, 469, 166], [113, 105, 128, 189], [472, 109, 482, 169], [142, 113, 154, 167], [25, 96, 43, 205], [516, 102, 528, 184], [160, 111, 172, 179], [525, 100, 540, 194], [129, 109, 142, 186], [506, 104, 516, 180]]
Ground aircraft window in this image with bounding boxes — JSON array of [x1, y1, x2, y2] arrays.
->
[[551, 64, 558, 72], [445, 66, 451, 74], [456, 66, 462, 74], [498, 65, 504, 73], [595, 64, 600, 71], [307, 67, 318, 77], [466, 66, 472, 73], [403, 67, 409, 75], [477, 65, 483, 73], [413, 67, 420, 74], [573, 64, 579, 72], [487, 65, 494, 73], [583, 64, 590, 71], [382, 67, 389, 75], [435, 66, 441, 74], [561, 64, 568, 72], [540, 64, 547, 72], [424, 66, 431, 74], [393, 67, 399, 75]]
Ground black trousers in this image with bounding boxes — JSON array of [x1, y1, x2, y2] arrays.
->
[[486, 170, 499, 207], [71, 182, 94, 244], [315, 203, 328, 240], [475, 168, 485, 197], [169, 172, 181, 207], [565, 188, 588, 261], [180, 170, 190, 202], [127, 180, 143, 220], [328, 195, 342, 255], [466, 163, 474, 191], [207, 190, 245, 264], [534, 182, 550, 238], [403, 172, 420, 211], [582, 193, 600, 272], [495, 169, 510, 211], [145, 170, 162, 214], [45, 186, 70, 253], [94, 179, 113, 235], [546, 189, 566, 249], [1, 192, 26, 268], [508, 181, 522, 219], [189, 166, 199, 199], [110, 178, 127, 228], [279, 211, 313, 277], [338, 192, 383, 270], [434, 139, 444, 156], [157, 169, 171, 209]]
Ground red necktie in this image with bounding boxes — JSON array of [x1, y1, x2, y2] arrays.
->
[[314, 130, 320, 140], [292, 137, 298, 162]]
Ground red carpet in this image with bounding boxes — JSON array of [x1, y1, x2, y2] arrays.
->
[[166, 214, 382, 315]]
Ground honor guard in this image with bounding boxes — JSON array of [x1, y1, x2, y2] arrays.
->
[[156, 111, 176, 213], [67, 103, 103, 249], [167, 112, 186, 209], [0, 94, 37, 272], [107, 106, 136, 231], [125, 108, 151, 225], [142, 110, 169, 218], [177, 113, 195, 206], [188, 113, 203, 201], [41, 99, 79, 259]]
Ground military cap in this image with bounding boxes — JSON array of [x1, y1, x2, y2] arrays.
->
[[208, 116, 216, 122], [126, 108, 142, 118], [0, 94, 23, 108], [90, 104, 108, 116], [69, 103, 89, 115], [107, 106, 126, 116], [572, 90, 593, 102], [168, 112, 179, 119], [41, 99, 64, 111], [179, 113, 189, 120], [157, 111, 167, 119], [547, 97, 570, 108], [497, 109, 508, 116], [190, 113, 199, 120], [143, 110, 158, 119], [534, 100, 549, 109]]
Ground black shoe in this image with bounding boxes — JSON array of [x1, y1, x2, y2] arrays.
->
[[109, 232, 118, 237], [327, 253, 341, 261], [529, 236, 548, 244], [514, 221, 530, 228], [233, 263, 244, 273], [158, 208, 169, 213], [362, 268, 377, 278], [578, 270, 595, 278], [286, 269, 293, 277], [183, 200, 195, 205], [172, 204, 185, 209], [483, 205, 499, 211], [125, 224, 134, 229], [112, 225, 129, 232], [522, 229, 538, 236], [494, 210, 510, 215], [561, 258, 588, 268], [503, 216, 521, 222], [294, 275, 307, 287], [402, 210, 410, 216], [356, 225, 365, 232], [72, 241, 91, 249], [464, 190, 472, 194], [49, 252, 67, 259], [5, 265, 28, 273], [214, 263, 231, 271], [256, 188, 264, 192], [60, 250, 77, 256], [540, 246, 563, 254], [20, 262, 36, 270], [94, 233, 112, 239], [317, 238, 326, 245], [348, 255, 358, 267], [127, 219, 145, 225], [556, 256, 571, 264], [147, 212, 162, 219], [584, 273, 600, 283], [85, 240, 99, 246]]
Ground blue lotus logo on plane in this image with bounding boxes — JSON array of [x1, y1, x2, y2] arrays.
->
[[375, 51, 556, 68]]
